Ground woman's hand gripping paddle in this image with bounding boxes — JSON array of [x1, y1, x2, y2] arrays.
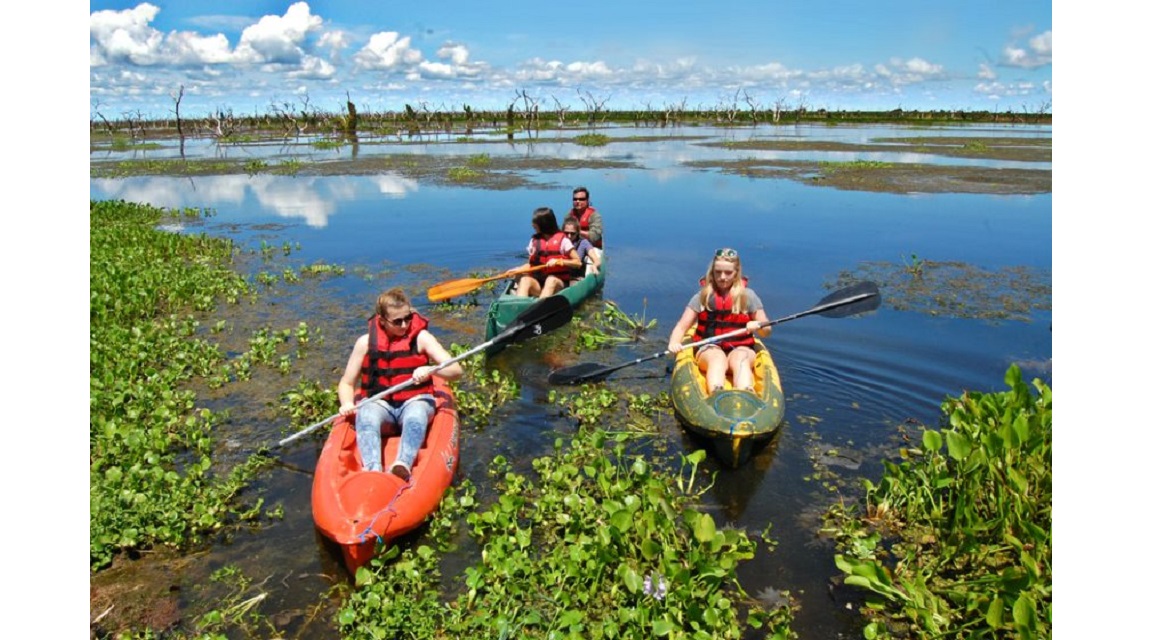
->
[[427, 264, 553, 302], [547, 281, 881, 385], [273, 295, 574, 449]]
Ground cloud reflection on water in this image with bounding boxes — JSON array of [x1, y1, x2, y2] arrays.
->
[[91, 172, 421, 228]]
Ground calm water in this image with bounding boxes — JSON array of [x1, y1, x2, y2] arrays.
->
[[90, 123, 1051, 638]]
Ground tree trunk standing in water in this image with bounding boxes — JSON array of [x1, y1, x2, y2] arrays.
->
[[344, 94, 358, 135], [172, 85, 185, 158]]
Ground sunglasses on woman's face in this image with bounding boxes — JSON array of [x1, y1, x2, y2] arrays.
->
[[383, 313, 414, 327]]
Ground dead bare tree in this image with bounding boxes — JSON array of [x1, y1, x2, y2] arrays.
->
[[576, 88, 611, 126], [343, 91, 358, 135], [515, 89, 540, 130], [794, 96, 809, 122], [121, 109, 145, 142], [551, 95, 571, 127], [662, 98, 687, 127], [742, 90, 762, 125], [773, 97, 788, 124], [170, 84, 185, 140], [721, 89, 744, 123], [269, 100, 303, 136], [91, 101, 115, 135], [211, 107, 236, 139]]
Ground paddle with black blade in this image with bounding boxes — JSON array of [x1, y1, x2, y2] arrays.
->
[[274, 295, 574, 449], [548, 280, 881, 385]]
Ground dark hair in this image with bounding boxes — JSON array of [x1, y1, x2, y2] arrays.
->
[[572, 186, 590, 199], [532, 207, 560, 236]]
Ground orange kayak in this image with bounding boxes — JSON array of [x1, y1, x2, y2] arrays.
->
[[311, 377, 460, 572]]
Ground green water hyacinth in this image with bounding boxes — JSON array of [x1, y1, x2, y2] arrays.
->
[[90, 200, 270, 569], [339, 428, 797, 639], [826, 365, 1051, 639]]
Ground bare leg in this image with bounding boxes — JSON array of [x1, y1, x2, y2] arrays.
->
[[697, 347, 729, 393], [515, 275, 542, 297], [539, 275, 567, 297], [728, 347, 756, 390]]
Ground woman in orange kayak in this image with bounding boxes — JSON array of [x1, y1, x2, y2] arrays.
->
[[336, 287, 463, 479]]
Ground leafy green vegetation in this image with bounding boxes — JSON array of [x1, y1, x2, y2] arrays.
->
[[449, 353, 520, 427], [573, 299, 659, 352], [280, 379, 338, 430], [339, 428, 796, 639], [818, 160, 895, 171], [446, 166, 482, 181], [90, 200, 274, 570], [465, 153, 492, 167], [823, 365, 1051, 639], [573, 133, 610, 146]]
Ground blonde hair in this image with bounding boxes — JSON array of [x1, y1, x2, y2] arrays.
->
[[697, 252, 748, 313], [375, 287, 411, 317]]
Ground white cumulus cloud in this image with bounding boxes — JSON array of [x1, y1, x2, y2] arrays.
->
[[353, 32, 424, 70], [233, 1, 322, 64], [1002, 29, 1051, 68]]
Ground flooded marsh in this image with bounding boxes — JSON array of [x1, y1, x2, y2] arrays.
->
[[90, 120, 1051, 638]]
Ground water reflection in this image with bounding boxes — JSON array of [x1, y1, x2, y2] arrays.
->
[[93, 172, 422, 228]]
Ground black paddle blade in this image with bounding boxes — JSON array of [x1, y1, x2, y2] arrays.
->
[[548, 362, 612, 385], [499, 295, 574, 345], [815, 281, 881, 318]]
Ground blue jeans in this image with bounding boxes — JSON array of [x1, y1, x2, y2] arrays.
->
[[354, 394, 435, 472]]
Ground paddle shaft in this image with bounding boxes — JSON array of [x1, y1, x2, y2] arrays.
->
[[276, 295, 572, 448], [427, 264, 552, 302], [276, 344, 477, 448], [552, 284, 879, 384]]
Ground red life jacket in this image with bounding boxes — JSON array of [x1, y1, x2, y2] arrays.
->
[[578, 206, 602, 249], [529, 231, 572, 282], [692, 280, 755, 350], [357, 312, 433, 402]]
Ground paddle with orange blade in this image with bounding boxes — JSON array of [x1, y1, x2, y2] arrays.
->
[[427, 264, 552, 302]]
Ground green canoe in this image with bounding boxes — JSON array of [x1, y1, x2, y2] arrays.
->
[[484, 266, 606, 346], [670, 337, 785, 468]]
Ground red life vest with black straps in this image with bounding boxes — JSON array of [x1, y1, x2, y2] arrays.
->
[[692, 279, 755, 350], [578, 206, 602, 249], [529, 231, 572, 282], [358, 312, 433, 402]]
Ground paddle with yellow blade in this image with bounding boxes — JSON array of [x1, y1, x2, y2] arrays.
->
[[427, 264, 552, 302], [273, 294, 573, 449], [547, 281, 881, 385]]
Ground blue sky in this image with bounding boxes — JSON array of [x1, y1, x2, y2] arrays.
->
[[88, 1, 1052, 119]]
